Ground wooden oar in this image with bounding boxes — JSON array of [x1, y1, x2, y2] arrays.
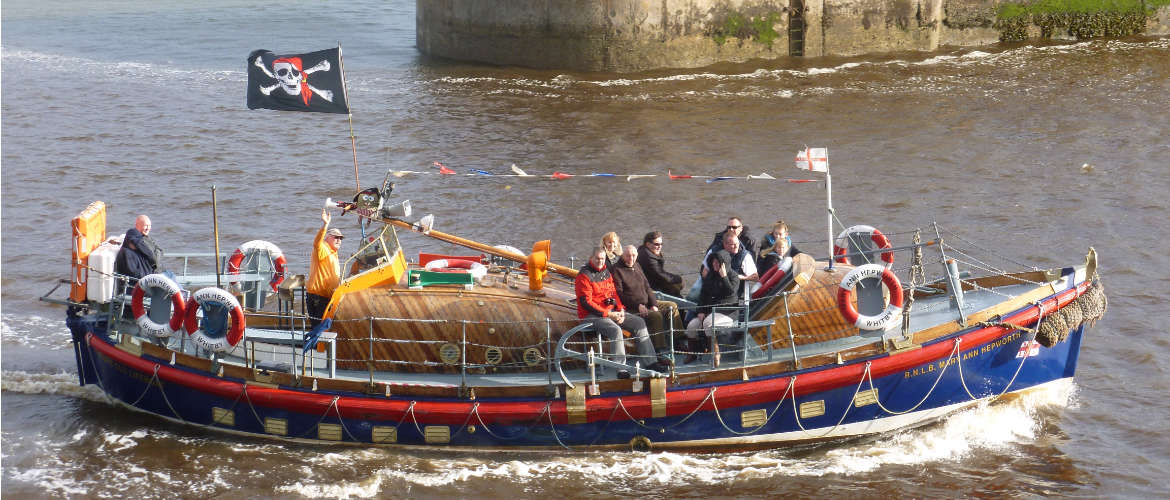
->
[[379, 218, 579, 279]]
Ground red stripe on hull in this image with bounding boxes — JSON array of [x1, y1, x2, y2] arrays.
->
[[88, 281, 1086, 425]]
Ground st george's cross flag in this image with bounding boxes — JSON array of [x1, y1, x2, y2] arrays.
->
[[247, 47, 349, 114], [795, 147, 829, 172]]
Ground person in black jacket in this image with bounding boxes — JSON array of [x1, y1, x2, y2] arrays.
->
[[683, 242, 741, 365], [636, 231, 685, 297], [707, 216, 758, 260], [114, 215, 163, 290]]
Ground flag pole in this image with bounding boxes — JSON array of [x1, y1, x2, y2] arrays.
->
[[338, 43, 359, 193], [824, 157, 834, 271]]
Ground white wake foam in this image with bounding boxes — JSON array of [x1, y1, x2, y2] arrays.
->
[[1, 313, 73, 350], [0, 370, 107, 401], [275, 379, 1075, 497]]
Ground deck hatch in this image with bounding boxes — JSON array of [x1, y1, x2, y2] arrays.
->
[[211, 407, 235, 427], [799, 400, 826, 419]]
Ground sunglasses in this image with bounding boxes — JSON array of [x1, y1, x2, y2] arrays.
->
[[727, 225, 742, 230], [649, 241, 662, 247]]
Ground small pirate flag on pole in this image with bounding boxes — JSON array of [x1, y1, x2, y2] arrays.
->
[[247, 47, 349, 114]]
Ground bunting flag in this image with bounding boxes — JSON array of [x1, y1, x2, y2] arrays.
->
[[388, 163, 821, 183], [247, 47, 350, 114]]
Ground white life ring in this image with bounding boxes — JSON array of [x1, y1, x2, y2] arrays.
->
[[131, 273, 185, 338], [833, 225, 894, 269], [424, 258, 488, 280], [836, 264, 904, 330], [183, 287, 245, 352], [227, 240, 287, 292]]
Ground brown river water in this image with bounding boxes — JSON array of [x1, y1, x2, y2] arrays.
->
[[3, 1, 1169, 498]]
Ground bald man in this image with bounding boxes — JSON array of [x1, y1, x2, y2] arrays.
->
[[115, 214, 164, 286]]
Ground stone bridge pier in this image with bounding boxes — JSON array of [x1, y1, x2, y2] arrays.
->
[[416, 0, 1170, 72]]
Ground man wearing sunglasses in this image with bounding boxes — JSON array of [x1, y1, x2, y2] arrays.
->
[[306, 207, 343, 329], [707, 216, 758, 259]]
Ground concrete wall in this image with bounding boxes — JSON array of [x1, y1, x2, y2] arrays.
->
[[416, 0, 1170, 72]]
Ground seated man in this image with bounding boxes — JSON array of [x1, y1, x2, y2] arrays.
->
[[574, 246, 666, 376], [700, 229, 759, 289], [687, 218, 761, 304], [114, 214, 164, 291], [636, 231, 685, 297], [611, 245, 681, 351], [708, 216, 758, 260], [685, 248, 741, 365]]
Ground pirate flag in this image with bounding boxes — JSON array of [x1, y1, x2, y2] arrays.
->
[[247, 47, 349, 114]]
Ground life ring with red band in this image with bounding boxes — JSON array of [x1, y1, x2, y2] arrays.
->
[[227, 240, 287, 292], [424, 258, 488, 280], [833, 225, 894, 269], [131, 273, 185, 338], [836, 264, 904, 330], [183, 287, 245, 352], [751, 256, 794, 300]]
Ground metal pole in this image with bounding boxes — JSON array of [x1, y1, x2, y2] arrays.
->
[[784, 292, 800, 369], [368, 317, 375, 386], [545, 318, 553, 386], [212, 186, 222, 288], [825, 167, 834, 271], [461, 321, 468, 390]]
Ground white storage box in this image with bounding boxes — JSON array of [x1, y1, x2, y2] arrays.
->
[[86, 241, 120, 303]]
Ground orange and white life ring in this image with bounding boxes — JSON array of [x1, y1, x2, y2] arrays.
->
[[751, 256, 793, 299], [131, 273, 185, 338], [227, 240, 287, 292], [836, 263, 904, 330], [183, 287, 245, 352], [833, 225, 894, 268], [424, 258, 488, 280]]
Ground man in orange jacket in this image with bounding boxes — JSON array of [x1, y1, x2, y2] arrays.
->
[[575, 246, 667, 377]]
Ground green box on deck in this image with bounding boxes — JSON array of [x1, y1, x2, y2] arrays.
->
[[408, 269, 474, 288]]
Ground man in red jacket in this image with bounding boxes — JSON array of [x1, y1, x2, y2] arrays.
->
[[575, 247, 665, 377]]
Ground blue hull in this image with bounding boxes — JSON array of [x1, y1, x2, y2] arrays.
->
[[69, 307, 1085, 450]]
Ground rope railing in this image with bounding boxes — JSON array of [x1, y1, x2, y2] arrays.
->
[[91, 225, 1068, 388]]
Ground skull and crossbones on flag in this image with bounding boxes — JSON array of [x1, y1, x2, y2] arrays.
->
[[247, 47, 350, 114]]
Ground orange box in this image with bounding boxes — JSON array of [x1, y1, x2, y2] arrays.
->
[[70, 201, 107, 303]]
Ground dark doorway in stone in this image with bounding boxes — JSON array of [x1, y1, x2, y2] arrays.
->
[[789, 0, 805, 57]]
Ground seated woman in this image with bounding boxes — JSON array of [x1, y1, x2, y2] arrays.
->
[[600, 231, 622, 269], [636, 231, 685, 297], [758, 220, 800, 275], [683, 249, 740, 365]]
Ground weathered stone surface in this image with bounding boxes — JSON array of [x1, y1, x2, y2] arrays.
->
[[416, 0, 1170, 72]]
